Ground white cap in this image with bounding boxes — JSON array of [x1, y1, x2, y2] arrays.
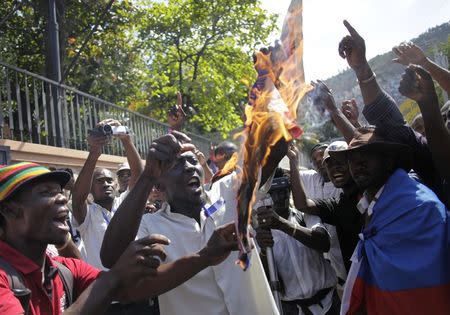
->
[[116, 162, 130, 173], [322, 141, 348, 163]]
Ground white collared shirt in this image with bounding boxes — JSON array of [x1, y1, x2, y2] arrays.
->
[[356, 186, 385, 217], [271, 212, 337, 315], [300, 170, 347, 280], [138, 172, 279, 315], [75, 191, 128, 270]]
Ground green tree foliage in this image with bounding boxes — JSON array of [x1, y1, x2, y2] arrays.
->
[[136, 0, 276, 137], [0, 0, 277, 138]]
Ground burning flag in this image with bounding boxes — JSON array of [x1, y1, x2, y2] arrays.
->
[[229, 0, 312, 270]]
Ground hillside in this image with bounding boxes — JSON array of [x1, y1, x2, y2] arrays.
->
[[323, 22, 450, 122]]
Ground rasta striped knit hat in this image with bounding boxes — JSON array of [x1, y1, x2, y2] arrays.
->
[[0, 162, 71, 202]]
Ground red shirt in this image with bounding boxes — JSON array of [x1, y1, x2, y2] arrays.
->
[[0, 240, 100, 315]]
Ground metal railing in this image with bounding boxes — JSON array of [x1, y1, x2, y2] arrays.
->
[[0, 61, 211, 157]]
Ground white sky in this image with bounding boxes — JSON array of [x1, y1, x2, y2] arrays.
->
[[260, 0, 450, 81]]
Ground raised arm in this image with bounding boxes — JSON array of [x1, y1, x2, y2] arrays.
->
[[339, 20, 382, 105], [194, 148, 214, 184], [399, 65, 450, 182], [312, 80, 356, 143], [71, 134, 107, 225], [287, 144, 319, 215], [101, 131, 194, 268], [341, 99, 362, 128], [119, 135, 143, 190], [393, 42, 450, 94]]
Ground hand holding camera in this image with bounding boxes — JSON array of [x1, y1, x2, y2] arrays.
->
[[88, 118, 131, 138]]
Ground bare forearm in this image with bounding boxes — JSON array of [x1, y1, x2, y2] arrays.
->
[[64, 272, 119, 315], [201, 163, 214, 184], [101, 172, 155, 268], [329, 108, 356, 143], [119, 252, 211, 302], [290, 162, 317, 213], [418, 98, 450, 181], [72, 152, 99, 223], [422, 58, 450, 93], [280, 222, 330, 252], [355, 63, 382, 106], [121, 137, 143, 189]]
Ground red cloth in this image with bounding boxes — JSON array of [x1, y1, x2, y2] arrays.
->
[[0, 240, 100, 315]]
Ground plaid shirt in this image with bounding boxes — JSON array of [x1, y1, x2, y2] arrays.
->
[[362, 90, 448, 206]]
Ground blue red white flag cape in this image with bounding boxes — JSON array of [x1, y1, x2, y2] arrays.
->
[[341, 169, 450, 315]]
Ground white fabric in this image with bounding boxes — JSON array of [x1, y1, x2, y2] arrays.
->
[[46, 244, 59, 257], [299, 170, 347, 280], [271, 212, 337, 315], [356, 186, 385, 217], [340, 239, 363, 315], [138, 173, 279, 315], [76, 191, 128, 270], [341, 186, 384, 314]]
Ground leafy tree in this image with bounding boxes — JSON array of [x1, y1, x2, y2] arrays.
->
[[0, 0, 276, 138], [136, 0, 277, 137]]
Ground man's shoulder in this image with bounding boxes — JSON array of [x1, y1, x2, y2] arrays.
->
[[299, 169, 318, 178], [52, 256, 100, 280]]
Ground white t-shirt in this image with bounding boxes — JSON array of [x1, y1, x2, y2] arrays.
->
[[272, 211, 337, 315], [300, 169, 347, 280], [138, 173, 279, 315], [76, 191, 128, 270]]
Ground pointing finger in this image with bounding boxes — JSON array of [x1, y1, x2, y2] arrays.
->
[[343, 20, 361, 39]]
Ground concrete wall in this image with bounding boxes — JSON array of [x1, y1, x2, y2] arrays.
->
[[0, 139, 129, 172]]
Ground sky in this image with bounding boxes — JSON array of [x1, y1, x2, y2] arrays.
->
[[260, 0, 450, 81]]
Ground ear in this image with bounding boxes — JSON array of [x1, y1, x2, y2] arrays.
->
[[0, 201, 23, 220]]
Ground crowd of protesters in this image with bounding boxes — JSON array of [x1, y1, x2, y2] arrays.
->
[[0, 20, 449, 315]]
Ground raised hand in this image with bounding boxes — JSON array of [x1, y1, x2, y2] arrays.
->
[[287, 143, 299, 166], [87, 133, 108, 156], [338, 20, 367, 71], [194, 148, 207, 166], [398, 65, 438, 104], [341, 99, 359, 125], [110, 234, 170, 287], [311, 80, 338, 113], [145, 131, 195, 179], [393, 42, 427, 66], [198, 222, 239, 266], [167, 91, 187, 131]]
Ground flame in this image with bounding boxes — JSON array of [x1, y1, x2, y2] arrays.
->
[[229, 0, 312, 270]]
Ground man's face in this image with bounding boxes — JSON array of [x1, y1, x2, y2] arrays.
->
[[91, 169, 115, 202], [324, 155, 352, 188], [214, 151, 230, 170], [8, 180, 69, 245], [117, 169, 131, 192], [311, 149, 328, 181], [162, 151, 205, 206], [347, 149, 388, 191]]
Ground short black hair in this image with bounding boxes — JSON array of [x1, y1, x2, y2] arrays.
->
[[310, 143, 328, 158], [214, 141, 237, 157]]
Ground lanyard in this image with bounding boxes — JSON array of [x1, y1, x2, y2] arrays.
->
[[203, 197, 225, 217]]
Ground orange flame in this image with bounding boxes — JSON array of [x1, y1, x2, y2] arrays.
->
[[228, 1, 312, 269]]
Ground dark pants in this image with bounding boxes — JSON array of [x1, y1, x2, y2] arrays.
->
[[282, 290, 341, 315]]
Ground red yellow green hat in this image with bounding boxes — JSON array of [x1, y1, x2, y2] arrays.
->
[[0, 162, 71, 202]]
